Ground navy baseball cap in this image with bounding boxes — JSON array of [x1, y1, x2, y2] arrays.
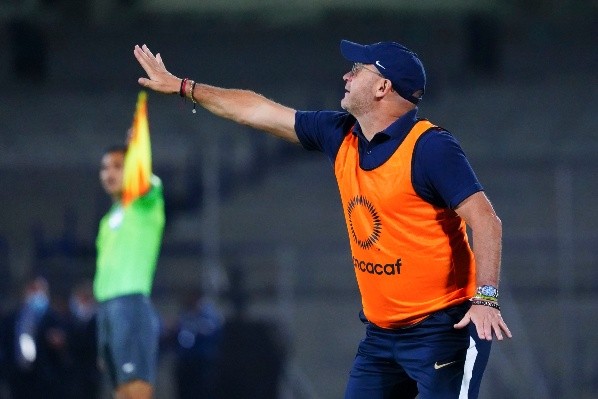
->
[[340, 39, 426, 104]]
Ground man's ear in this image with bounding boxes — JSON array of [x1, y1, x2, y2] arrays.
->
[[375, 79, 393, 98]]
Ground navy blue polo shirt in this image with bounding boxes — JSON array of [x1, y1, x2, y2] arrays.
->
[[294, 109, 483, 209]]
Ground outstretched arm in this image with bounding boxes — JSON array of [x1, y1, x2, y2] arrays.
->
[[133, 44, 299, 143], [453, 191, 512, 341]]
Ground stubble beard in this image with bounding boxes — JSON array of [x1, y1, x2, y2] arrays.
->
[[342, 94, 370, 118]]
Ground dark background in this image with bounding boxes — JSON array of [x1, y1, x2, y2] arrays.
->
[[0, 1, 596, 398]]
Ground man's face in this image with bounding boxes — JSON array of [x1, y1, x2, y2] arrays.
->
[[341, 63, 380, 115], [100, 151, 124, 198]]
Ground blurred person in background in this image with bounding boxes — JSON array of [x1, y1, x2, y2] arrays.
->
[[67, 279, 101, 399], [94, 93, 165, 399], [20, 278, 101, 399], [134, 38, 512, 399], [166, 287, 224, 399], [213, 266, 288, 399], [0, 275, 50, 399], [35, 285, 73, 399]]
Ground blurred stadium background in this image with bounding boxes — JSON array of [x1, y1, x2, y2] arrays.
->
[[0, 0, 596, 398]]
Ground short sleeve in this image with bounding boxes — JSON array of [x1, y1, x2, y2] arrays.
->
[[295, 111, 356, 161], [412, 130, 483, 209]]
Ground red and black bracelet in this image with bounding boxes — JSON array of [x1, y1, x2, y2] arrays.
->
[[178, 77, 198, 114], [179, 78, 188, 97]]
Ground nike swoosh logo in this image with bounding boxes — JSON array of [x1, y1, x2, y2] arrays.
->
[[375, 60, 386, 69], [434, 360, 458, 370]]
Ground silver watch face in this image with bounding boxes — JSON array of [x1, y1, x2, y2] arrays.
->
[[480, 285, 498, 297]]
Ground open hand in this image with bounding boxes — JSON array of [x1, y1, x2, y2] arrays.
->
[[454, 304, 512, 341], [134, 44, 181, 95]]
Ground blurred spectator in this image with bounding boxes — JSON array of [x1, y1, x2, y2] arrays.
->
[[214, 267, 288, 399], [0, 275, 50, 399], [169, 289, 224, 399], [66, 279, 101, 399], [32, 279, 101, 399], [0, 276, 101, 399], [36, 287, 73, 399]]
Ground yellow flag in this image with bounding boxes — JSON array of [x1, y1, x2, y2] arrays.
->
[[122, 91, 152, 207]]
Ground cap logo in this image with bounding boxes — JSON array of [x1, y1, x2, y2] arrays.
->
[[375, 61, 386, 70]]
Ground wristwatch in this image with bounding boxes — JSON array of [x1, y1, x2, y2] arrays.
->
[[476, 285, 499, 299]]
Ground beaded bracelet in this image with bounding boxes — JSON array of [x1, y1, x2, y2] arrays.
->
[[178, 78, 198, 114], [190, 81, 197, 113], [470, 299, 500, 310]]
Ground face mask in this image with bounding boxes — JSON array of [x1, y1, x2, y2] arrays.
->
[[69, 298, 95, 321], [27, 293, 49, 316]]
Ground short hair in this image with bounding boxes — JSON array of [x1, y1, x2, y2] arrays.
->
[[103, 144, 127, 156]]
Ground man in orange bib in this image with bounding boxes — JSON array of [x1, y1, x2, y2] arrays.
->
[[133, 38, 512, 399]]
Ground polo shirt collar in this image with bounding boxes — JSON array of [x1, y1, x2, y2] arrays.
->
[[352, 108, 419, 142]]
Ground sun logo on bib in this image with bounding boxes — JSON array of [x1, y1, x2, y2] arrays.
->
[[347, 195, 382, 250]]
